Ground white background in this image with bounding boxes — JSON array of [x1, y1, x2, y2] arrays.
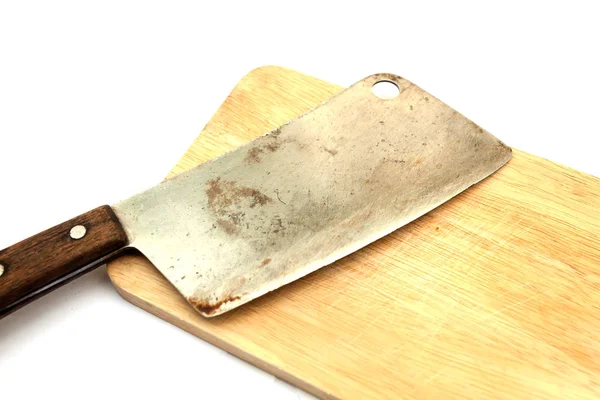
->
[[1, 1, 599, 399]]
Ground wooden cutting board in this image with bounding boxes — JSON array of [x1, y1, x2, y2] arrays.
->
[[107, 66, 600, 399]]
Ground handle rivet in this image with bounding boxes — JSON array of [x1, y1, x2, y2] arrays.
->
[[0, 264, 4, 277], [70, 225, 87, 240]]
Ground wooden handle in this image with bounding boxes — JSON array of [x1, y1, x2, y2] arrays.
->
[[0, 205, 128, 317]]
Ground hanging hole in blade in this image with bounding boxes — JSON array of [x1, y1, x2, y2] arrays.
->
[[371, 80, 400, 99]]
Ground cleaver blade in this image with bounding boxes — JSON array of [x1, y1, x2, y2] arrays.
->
[[0, 73, 511, 318], [112, 73, 511, 316]]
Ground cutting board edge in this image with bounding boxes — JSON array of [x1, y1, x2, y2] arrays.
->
[[107, 258, 334, 399]]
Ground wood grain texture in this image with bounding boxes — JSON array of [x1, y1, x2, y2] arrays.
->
[[0, 205, 128, 317], [107, 66, 600, 399]]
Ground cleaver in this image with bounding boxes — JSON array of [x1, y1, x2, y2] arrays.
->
[[0, 73, 511, 318]]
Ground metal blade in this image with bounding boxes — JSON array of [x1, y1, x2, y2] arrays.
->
[[112, 73, 512, 317]]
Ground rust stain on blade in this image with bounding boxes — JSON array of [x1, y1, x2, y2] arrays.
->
[[261, 258, 272, 267], [205, 178, 273, 235], [245, 128, 283, 163], [188, 295, 242, 316], [206, 178, 272, 211], [245, 147, 264, 163], [216, 219, 238, 235]]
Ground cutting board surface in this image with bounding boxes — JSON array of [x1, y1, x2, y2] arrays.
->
[[107, 67, 600, 399]]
